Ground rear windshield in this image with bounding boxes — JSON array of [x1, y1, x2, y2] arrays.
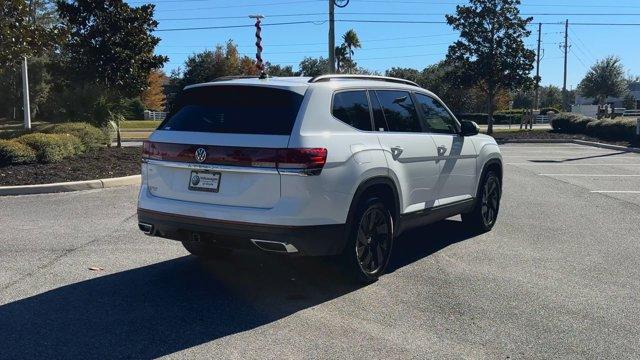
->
[[160, 85, 305, 135]]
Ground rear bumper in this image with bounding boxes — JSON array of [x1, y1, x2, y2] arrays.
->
[[137, 209, 348, 256]]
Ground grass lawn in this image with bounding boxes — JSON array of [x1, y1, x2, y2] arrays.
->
[[120, 120, 161, 130]]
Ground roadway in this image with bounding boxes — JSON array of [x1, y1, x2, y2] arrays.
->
[[0, 143, 638, 358]]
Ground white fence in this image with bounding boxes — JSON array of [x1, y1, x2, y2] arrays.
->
[[571, 104, 598, 118], [144, 110, 167, 121]]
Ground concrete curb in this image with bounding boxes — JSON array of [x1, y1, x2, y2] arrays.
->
[[497, 139, 571, 144], [0, 175, 141, 196], [498, 138, 640, 153]]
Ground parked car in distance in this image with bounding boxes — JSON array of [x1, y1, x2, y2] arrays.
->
[[137, 75, 503, 283]]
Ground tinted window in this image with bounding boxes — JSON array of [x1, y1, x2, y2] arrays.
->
[[332, 91, 372, 131], [370, 91, 389, 131], [160, 86, 304, 135], [374, 90, 422, 133], [415, 93, 459, 134]]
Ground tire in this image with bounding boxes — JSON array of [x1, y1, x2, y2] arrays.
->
[[342, 197, 394, 284], [181, 240, 233, 259], [462, 170, 502, 233]]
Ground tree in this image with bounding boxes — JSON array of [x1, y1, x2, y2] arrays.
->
[[445, 0, 535, 134], [141, 69, 167, 111], [265, 63, 295, 77], [180, 41, 257, 85], [539, 85, 563, 109], [56, 0, 166, 105], [56, 0, 166, 146], [298, 57, 329, 77], [0, 0, 59, 69], [622, 93, 637, 110], [334, 45, 348, 73], [342, 29, 361, 73], [578, 56, 628, 105], [385, 67, 424, 86]]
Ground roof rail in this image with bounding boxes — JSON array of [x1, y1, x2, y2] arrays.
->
[[308, 74, 420, 87], [212, 74, 268, 82]]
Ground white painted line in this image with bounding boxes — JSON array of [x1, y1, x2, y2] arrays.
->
[[539, 174, 640, 177], [507, 163, 640, 166], [502, 155, 639, 158], [590, 191, 640, 193]]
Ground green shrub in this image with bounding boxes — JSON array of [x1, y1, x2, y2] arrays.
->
[[496, 109, 525, 115], [16, 133, 84, 163], [45, 122, 109, 149], [585, 118, 636, 141], [550, 113, 594, 133], [551, 113, 636, 141], [540, 107, 561, 115], [0, 139, 37, 166]]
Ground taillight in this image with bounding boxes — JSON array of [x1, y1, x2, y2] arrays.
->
[[142, 141, 327, 176], [277, 148, 328, 176]]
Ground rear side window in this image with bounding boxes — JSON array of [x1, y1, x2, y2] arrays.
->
[[160, 86, 304, 135], [332, 91, 372, 131], [374, 90, 422, 133]]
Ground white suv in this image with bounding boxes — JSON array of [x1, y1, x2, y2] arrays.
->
[[137, 75, 502, 282]]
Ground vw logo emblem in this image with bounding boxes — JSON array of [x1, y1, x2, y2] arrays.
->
[[194, 148, 207, 163], [191, 174, 200, 186]]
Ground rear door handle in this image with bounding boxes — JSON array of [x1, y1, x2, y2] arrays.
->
[[390, 146, 404, 160], [437, 145, 448, 155]]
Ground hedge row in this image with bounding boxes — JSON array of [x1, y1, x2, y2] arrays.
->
[[551, 113, 638, 141], [43, 122, 110, 150], [0, 123, 108, 166], [0, 140, 37, 166]]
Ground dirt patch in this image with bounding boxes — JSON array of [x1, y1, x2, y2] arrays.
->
[[492, 130, 639, 148], [0, 147, 141, 186]]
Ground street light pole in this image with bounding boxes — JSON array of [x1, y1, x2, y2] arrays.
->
[[21, 57, 31, 131]]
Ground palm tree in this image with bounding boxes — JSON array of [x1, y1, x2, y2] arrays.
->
[[334, 45, 348, 73], [342, 29, 361, 70]]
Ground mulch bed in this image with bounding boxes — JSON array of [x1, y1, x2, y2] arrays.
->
[[492, 130, 639, 148], [0, 147, 142, 187]]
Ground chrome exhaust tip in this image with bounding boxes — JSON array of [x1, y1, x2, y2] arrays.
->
[[138, 222, 154, 235], [250, 239, 298, 253]]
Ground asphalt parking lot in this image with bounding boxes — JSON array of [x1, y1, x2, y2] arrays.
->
[[1, 143, 639, 359]]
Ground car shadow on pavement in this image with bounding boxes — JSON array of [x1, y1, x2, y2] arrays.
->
[[0, 219, 474, 359]]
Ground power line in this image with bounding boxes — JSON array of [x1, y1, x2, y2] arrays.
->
[[156, 19, 640, 31], [570, 48, 589, 69], [157, 12, 640, 21], [130, 0, 320, 7], [155, 20, 327, 32]]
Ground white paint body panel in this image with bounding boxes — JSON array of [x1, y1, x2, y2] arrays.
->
[[138, 77, 502, 226]]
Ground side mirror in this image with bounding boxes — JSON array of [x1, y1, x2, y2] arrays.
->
[[460, 120, 479, 136]]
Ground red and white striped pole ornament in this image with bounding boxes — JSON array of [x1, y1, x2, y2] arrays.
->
[[249, 15, 266, 78]]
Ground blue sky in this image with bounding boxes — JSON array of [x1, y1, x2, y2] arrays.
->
[[131, 0, 640, 89]]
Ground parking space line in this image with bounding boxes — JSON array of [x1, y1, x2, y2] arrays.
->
[[539, 174, 640, 177], [590, 191, 640, 193], [507, 163, 640, 166]]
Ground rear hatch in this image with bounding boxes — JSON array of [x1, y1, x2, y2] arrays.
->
[[144, 84, 307, 209]]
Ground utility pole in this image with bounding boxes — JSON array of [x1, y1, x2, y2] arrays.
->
[[562, 19, 569, 112], [534, 23, 542, 111], [328, 0, 336, 73]]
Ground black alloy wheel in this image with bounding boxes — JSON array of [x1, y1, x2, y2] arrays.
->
[[344, 198, 394, 283], [462, 170, 501, 232], [481, 174, 501, 227]]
